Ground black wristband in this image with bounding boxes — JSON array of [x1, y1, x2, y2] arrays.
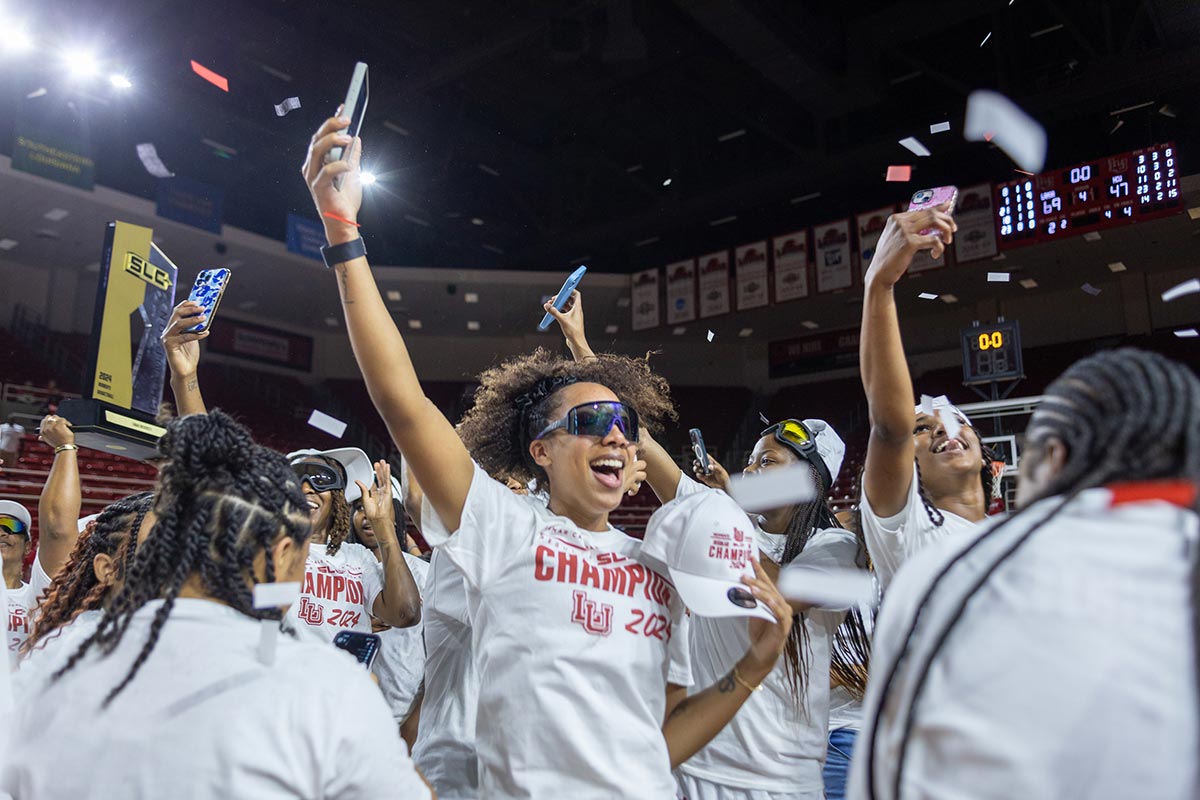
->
[[321, 237, 367, 269]]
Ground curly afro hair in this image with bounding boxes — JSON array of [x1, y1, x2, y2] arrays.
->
[[458, 348, 677, 488]]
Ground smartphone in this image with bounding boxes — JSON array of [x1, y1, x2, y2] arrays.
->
[[330, 62, 368, 163], [908, 186, 958, 236], [689, 428, 711, 475], [333, 630, 381, 669], [538, 265, 587, 331], [184, 269, 231, 333]]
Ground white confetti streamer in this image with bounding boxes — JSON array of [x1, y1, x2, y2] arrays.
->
[[1081, 283, 1101, 296], [987, 272, 1010, 282], [1162, 279, 1200, 302], [777, 566, 877, 610], [1174, 328, 1198, 338], [26, 87, 47, 100], [307, 409, 347, 438], [964, 90, 1047, 173], [918, 292, 939, 300], [919, 394, 935, 416], [252, 581, 301, 609], [898, 136, 931, 157], [706, 330, 715, 342], [274, 96, 301, 117], [257, 620, 279, 666], [135, 143, 175, 178], [929, 121, 951, 134], [728, 464, 816, 513], [938, 406, 963, 440]]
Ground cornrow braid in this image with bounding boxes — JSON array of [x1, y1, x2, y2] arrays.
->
[[22, 492, 153, 655], [54, 410, 312, 705], [324, 489, 352, 556]]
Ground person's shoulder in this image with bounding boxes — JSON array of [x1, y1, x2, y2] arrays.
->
[[809, 526, 858, 548], [277, 635, 370, 681]]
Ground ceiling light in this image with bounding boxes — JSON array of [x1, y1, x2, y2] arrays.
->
[[738, 328, 753, 337], [64, 49, 100, 78], [1107, 261, 1127, 273], [471, 217, 484, 226], [662, 178, 672, 187], [362, 172, 378, 186], [940, 294, 959, 304], [672, 326, 686, 335], [467, 321, 481, 331], [0, 239, 18, 250], [1019, 278, 1039, 289], [1188, 207, 1200, 221], [324, 316, 339, 327], [604, 324, 619, 334], [717, 129, 746, 142], [408, 320, 423, 330], [1082, 232, 1102, 242], [801, 320, 818, 329], [108, 73, 132, 89], [1174, 328, 1198, 338], [464, 292, 479, 303], [385, 290, 402, 302], [44, 208, 69, 221]]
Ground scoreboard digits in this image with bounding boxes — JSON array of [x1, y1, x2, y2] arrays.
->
[[962, 320, 1024, 385]]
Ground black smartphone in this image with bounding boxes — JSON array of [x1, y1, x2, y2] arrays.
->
[[689, 428, 712, 475], [333, 630, 381, 669]]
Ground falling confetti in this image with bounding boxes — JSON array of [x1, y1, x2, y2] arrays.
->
[[274, 96, 301, 117], [1162, 279, 1200, 302], [759, 412, 770, 425], [937, 406, 963, 440], [899, 137, 932, 157], [1174, 329, 1198, 338], [307, 409, 347, 438], [190, 59, 229, 92], [25, 87, 47, 100], [1081, 283, 1102, 296], [135, 143, 175, 178], [706, 330, 715, 342], [964, 90, 1047, 173], [987, 272, 1011, 282], [918, 292, 939, 300], [929, 121, 951, 134], [886, 165, 912, 182], [980, 31, 993, 47], [253, 581, 301, 609], [729, 464, 816, 513], [778, 565, 877, 610]]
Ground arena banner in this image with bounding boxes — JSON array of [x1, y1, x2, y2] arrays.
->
[[768, 326, 861, 378], [286, 213, 326, 261], [665, 259, 697, 324], [772, 230, 810, 303], [156, 175, 224, 234], [856, 206, 894, 277], [12, 97, 95, 190], [953, 182, 999, 263], [698, 250, 731, 318], [630, 268, 660, 331], [734, 241, 769, 311], [814, 220, 853, 293], [207, 318, 313, 372]]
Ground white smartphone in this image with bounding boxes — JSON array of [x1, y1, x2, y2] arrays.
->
[[330, 62, 368, 163]]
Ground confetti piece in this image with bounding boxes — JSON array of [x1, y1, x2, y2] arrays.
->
[[919, 394, 935, 415], [257, 619, 278, 666], [980, 31, 993, 47], [759, 412, 770, 425], [307, 409, 347, 438], [706, 330, 715, 342], [918, 292, 939, 300], [728, 464, 816, 513], [1175, 328, 1198, 338], [252, 581, 301, 609], [938, 406, 963, 440], [886, 165, 912, 182], [964, 90, 1047, 173], [135, 143, 175, 178], [1162, 279, 1200, 302], [899, 137, 931, 157], [929, 121, 951, 134], [191, 59, 229, 92], [76, 514, 99, 534], [274, 96, 301, 117], [777, 565, 877, 610], [1110, 119, 1125, 135], [25, 87, 47, 100], [1081, 283, 1101, 296], [987, 272, 1010, 282]]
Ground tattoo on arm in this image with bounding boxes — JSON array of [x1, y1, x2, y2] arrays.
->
[[186, 378, 198, 392], [667, 697, 691, 720], [718, 672, 736, 693], [336, 266, 354, 305]]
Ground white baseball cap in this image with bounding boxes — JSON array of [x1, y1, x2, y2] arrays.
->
[[759, 418, 845, 491], [0, 500, 31, 537], [287, 447, 375, 503], [641, 491, 776, 622]]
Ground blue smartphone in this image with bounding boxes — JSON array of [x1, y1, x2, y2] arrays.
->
[[538, 265, 587, 331], [333, 630, 381, 669], [689, 428, 712, 475], [185, 269, 231, 333]]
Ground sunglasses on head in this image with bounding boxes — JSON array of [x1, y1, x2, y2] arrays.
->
[[0, 516, 28, 537], [289, 460, 346, 493], [535, 401, 639, 442], [760, 419, 832, 490]]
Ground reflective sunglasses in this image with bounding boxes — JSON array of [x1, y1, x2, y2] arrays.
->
[[535, 401, 639, 442], [289, 460, 347, 493], [0, 516, 28, 537], [760, 419, 831, 490]]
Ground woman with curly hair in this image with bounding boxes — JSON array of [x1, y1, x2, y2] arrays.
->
[[302, 113, 794, 799], [1, 411, 432, 798]]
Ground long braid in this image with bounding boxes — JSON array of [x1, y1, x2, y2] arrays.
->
[[913, 457, 946, 527], [54, 410, 311, 704], [325, 489, 351, 556]]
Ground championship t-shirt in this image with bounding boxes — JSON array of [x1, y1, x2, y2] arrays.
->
[[860, 463, 978, 591], [7, 552, 55, 668], [421, 463, 692, 800], [286, 542, 383, 644], [372, 551, 429, 723]]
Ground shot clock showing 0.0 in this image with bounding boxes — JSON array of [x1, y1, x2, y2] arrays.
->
[[961, 320, 1024, 385]]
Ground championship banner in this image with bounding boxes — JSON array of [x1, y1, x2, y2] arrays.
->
[[12, 96, 95, 190], [952, 183, 998, 263], [665, 259, 697, 324], [157, 175, 224, 234], [734, 241, 769, 311], [698, 250, 731, 318], [814, 220, 853, 293], [286, 213, 326, 261], [207, 318, 314, 372], [772, 230, 810, 303], [856, 207, 893, 277], [631, 268, 660, 331]]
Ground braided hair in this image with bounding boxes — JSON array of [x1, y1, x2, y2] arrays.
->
[[22, 492, 153, 655], [54, 410, 311, 704]]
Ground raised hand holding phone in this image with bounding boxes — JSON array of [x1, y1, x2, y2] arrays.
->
[[690, 428, 712, 475], [184, 269, 231, 333], [538, 266, 587, 331]]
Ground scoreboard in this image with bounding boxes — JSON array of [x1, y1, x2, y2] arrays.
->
[[961, 320, 1024, 385], [995, 143, 1180, 248]]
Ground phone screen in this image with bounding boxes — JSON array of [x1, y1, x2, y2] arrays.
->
[[333, 631, 381, 669], [185, 269, 230, 333]]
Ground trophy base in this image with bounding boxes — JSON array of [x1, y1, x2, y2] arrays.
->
[[58, 398, 166, 462]]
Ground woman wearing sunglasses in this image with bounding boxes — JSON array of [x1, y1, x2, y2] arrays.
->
[[302, 115, 794, 799]]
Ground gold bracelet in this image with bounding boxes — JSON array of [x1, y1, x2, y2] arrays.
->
[[54, 444, 79, 454], [732, 666, 763, 693]]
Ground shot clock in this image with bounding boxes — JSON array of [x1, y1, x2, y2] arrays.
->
[[961, 320, 1024, 385]]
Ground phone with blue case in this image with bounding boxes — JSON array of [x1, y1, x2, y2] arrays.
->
[[185, 268, 231, 333], [538, 265, 587, 331], [333, 630, 381, 669]]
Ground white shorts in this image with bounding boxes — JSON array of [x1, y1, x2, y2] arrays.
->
[[676, 771, 824, 800]]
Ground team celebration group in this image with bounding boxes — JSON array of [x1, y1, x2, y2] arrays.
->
[[0, 112, 1195, 800]]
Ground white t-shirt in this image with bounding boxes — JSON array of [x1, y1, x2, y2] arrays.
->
[[674, 474, 857, 793], [286, 542, 383, 643], [422, 463, 692, 800], [0, 598, 431, 799], [0, 424, 23, 452], [7, 553, 53, 668], [860, 463, 978, 590], [372, 551, 429, 723], [849, 488, 1200, 800]]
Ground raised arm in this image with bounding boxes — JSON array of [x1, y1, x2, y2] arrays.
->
[[162, 301, 210, 416], [859, 206, 955, 517], [302, 114, 474, 532], [358, 461, 421, 628], [35, 415, 81, 576]]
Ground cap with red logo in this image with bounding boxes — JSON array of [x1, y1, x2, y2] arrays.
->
[[640, 491, 776, 622]]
